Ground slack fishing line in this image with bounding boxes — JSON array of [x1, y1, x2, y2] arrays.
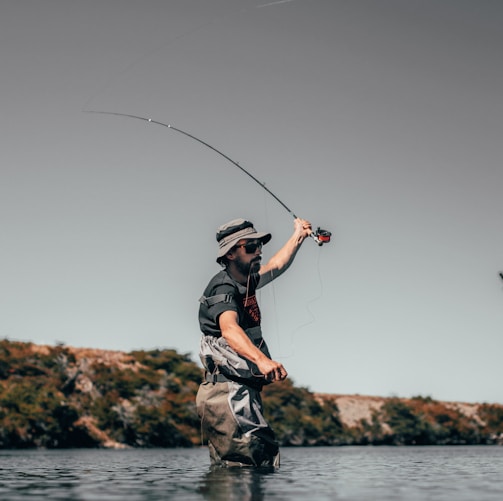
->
[[84, 110, 332, 246]]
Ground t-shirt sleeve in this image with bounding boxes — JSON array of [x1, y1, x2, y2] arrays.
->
[[199, 282, 239, 336]]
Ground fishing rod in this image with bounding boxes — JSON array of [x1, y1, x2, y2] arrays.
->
[[84, 110, 332, 245]]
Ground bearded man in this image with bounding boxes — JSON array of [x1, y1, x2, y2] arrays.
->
[[196, 217, 312, 467]]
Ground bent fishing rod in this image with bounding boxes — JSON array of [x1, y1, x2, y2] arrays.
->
[[84, 110, 332, 245]]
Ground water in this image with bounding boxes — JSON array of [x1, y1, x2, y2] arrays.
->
[[1, 446, 502, 500]]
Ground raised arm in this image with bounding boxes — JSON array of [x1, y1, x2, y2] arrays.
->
[[258, 218, 312, 287]]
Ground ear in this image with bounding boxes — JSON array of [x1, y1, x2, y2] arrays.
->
[[226, 249, 237, 262]]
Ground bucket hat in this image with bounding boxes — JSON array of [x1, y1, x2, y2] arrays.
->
[[216, 218, 271, 262]]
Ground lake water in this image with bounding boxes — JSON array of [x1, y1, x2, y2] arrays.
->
[[1, 446, 502, 500]]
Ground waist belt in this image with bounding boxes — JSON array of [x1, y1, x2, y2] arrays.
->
[[205, 372, 231, 383], [204, 371, 264, 391]]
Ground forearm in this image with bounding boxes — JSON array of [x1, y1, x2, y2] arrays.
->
[[259, 220, 309, 283], [263, 231, 304, 276], [219, 310, 288, 381], [222, 324, 269, 365]]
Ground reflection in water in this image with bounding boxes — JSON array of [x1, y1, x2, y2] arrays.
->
[[198, 465, 276, 501]]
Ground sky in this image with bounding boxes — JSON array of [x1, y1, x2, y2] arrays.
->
[[1, 0, 502, 404]]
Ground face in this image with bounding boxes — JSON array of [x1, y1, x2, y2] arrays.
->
[[229, 239, 263, 276]]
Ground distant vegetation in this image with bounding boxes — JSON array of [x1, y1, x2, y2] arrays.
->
[[348, 396, 503, 446], [1, 339, 502, 449]]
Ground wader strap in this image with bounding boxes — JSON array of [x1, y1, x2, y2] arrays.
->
[[245, 326, 262, 342], [199, 294, 233, 307]]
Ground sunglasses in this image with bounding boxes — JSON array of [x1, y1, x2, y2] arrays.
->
[[235, 241, 263, 254]]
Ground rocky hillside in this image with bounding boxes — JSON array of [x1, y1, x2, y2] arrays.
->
[[1, 339, 502, 448], [0, 340, 201, 449], [314, 393, 502, 446]]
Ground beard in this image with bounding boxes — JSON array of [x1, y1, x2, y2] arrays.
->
[[235, 255, 261, 276]]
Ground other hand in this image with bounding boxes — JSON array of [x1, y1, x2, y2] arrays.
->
[[256, 358, 288, 382]]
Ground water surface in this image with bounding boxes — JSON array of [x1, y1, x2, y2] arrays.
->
[[1, 446, 502, 500]]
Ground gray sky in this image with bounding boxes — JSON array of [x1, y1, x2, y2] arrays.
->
[[1, 0, 502, 403]]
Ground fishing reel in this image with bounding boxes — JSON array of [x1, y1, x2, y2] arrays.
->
[[311, 227, 332, 246]]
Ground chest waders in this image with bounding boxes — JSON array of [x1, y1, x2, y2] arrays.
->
[[196, 293, 280, 467]]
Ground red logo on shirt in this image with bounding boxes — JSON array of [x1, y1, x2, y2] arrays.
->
[[243, 294, 260, 324]]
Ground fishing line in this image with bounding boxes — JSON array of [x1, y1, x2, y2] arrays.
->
[[260, 191, 284, 355], [272, 245, 326, 361], [83, 0, 330, 355], [82, 17, 219, 113], [82, 1, 297, 114], [257, 0, 298, 7]]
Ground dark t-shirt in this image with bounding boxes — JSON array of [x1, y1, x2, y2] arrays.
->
[[199, 269, 262, 337]]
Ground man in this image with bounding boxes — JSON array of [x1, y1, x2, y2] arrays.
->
[[196, 217, 312, 467]]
